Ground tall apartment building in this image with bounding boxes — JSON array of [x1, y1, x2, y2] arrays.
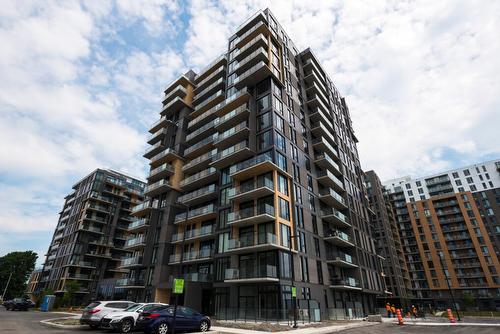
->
[[38, 169, 145, 303], [125, 8, 385, 319], [384, 160, 500, 310], [364, 171, 411, 307], [26, 269, 43, 301]]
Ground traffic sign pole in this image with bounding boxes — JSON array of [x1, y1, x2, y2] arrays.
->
[[171, 278, 184, 334]]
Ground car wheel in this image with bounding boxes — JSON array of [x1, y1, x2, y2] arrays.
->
[[120, 319, 133, 333], [156, 322, 169, 334], [199, 320, 209, 332]]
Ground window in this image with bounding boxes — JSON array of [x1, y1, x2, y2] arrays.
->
[[299, 231, 307, 253], [278, 173, 288, 195], [256, 79, 270, 96], [466, 177, 473, 184], [316, 260, 323, 284], [280, 224, 291, 247], [293, 164, 300, 182], [418, 188, 424, 194], [308, 194, 316, 211], [257, 111, 271, 130], [470, 185, 477, 191], [276, 132, 286, 151], [300, 257, 309, 282], [291, 146, 298, 161], [257, 130, 272, 150], [257, 94, 270, 112], [314, 238, 320, 257], [311, 214, 318, 234], [463, 169, 470, 176], [452, 172, 459, 178], [295, 206, 304, 228], [280, 251, 292, 278], [275, 114, 284, 132], [416, 181, 422, 186], [307, 174, 313, 191], [273, 96, 283, 114], [279, 197, 290, 220], [405, 184, 411, 189], [277, 152, 287, 170], [455, 180, 462, 186]]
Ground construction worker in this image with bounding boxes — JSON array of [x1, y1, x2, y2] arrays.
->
[[386, 302, 392, 318], [391, 304, 396, 317], [412, 305, 418, 319]]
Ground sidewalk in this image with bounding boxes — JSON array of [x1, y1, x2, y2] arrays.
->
[[212, 321, 377, 334], [383, 317, 500, 327]]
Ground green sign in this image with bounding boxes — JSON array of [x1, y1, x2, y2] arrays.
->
[[173, 278, 184, 294], [292, 287, 297, 298]]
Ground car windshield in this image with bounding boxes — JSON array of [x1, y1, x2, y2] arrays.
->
[[124, 303, 143, 312]]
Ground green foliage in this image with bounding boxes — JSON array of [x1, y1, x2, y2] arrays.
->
[[462, 292, 475, 309], [62, 280, 81, 306], [0, 251, 38, 300]]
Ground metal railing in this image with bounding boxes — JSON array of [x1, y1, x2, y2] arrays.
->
[[228, 204, 274, 223]]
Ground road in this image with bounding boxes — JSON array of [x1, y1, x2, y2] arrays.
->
[[1, 306, 500, 334]]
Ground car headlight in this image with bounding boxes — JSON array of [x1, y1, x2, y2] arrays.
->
[[110, 318, 122, 323]]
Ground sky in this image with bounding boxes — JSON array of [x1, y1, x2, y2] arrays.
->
[[1, 0, 499, 266]]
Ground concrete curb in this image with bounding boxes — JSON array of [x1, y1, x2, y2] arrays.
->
[[212, 321, 377, 334], [385, 320, 500, 327], [39, 316, 87, 330]]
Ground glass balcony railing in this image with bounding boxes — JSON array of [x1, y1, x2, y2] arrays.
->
[[196, 65, 225, 91], [125, 235, 146, 247], [327, 252, 354, 264], [227, 233, 278, 251], [331, 277, 359, 287], [116, 278, 145, 286], [180, 167, 217, 187], [324, 230, 352, 243], [214, 141, 249, 162], [214, 104, 249, 127], [182, 150, 217, 172], [149, 163, 174, 178], [184, 134, 216, 156], [184, 272, 212, 282], [185, 120, 216, 142], [319, 188, 346, 205], [214, 122, 248, 143], [317, 169, 343, 188], [425, 176, 451, 186], [228, 203, 274, 223], [121, 256, 143, 267], [174, 203, 216, 223], [178, 184, 216, 203], [229, 177, 273, 198], [183, 248, 214, 261], [144, 179, 172, 194], [150, 147, 179, 164], [229, 153, 273, 175], [224, 264, 277, 280]]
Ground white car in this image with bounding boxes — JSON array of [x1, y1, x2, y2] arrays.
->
[[100, 302, 168, 333], [80, 300, 135, 329]]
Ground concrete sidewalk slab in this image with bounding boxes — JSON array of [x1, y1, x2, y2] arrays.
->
[[212, 321, 377, 334]]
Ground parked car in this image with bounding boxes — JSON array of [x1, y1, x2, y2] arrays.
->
[[138, 305, 210, 334], [80, 300, 135, 329], [100, 302, 168, 333], [3, 298, 34, 311]]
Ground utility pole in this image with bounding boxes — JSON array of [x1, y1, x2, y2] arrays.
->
[[2, 272, 13, 301], [438, 252, 461, 321]]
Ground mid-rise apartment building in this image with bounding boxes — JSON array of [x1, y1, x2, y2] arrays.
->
[[384, 160, 500, 310], [37, 169, 145, 302], [364, 171, 411, 307], [26, 269, 43, 301], [124, 8, 385, 319]]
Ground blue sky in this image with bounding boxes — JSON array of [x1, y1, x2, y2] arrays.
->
[[1, 0, 499, 266]]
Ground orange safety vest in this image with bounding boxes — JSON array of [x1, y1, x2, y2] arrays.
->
[[391, 306, 396, 313]]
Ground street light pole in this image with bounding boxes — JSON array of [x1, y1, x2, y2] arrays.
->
[[1, 272, 13, 301], [438, 252, 460, 321], [289, 234, 299, 329]]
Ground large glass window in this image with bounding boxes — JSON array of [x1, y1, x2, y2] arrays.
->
[[279, 197, 290, 221], [280, 251, 292, 278], [257, 94, 271, 112], [257, 111, 271, 131], [275, 174, 287, 197], [280, 223, 291, 248], [257, 130, 272, 150], [276, 132, 286, 152], [275, 114, 284, 132], [273, 96, 283, 114]]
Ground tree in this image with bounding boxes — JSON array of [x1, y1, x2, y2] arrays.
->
[[62, 280, 81, 307], [462, 292, 475, 310], [0, 251, 38, 300]]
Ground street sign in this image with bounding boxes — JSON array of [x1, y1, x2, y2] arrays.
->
[[292, 286, 296, 298], [173, 278, 184, 294]]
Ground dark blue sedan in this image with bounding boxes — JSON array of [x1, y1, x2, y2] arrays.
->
[[137, 306, 210, 334]]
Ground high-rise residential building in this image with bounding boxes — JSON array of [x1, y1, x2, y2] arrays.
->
[[26, 269, 43, 301], [38, 169, 145, 303], [364, 170, 411, 307], [125, 8, 385, 319], [384, 159, 500, 310]]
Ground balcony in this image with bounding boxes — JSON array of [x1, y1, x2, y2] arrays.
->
[[169, 249, 214, 264], [115, 278, 145, 288], [163, 85, 187, 105], [433, 200, 459, 209], [319, 188, 347, 209], [66, 273, 92, 281], [185, 120, 216, 144], [317, 170, 344, 192], [214, 104, 250, 131], [196, 54, 227, 84], [234, 19, 270, 49], [171, 225, 215, 244], [161, 96, 191, 116], [86, 202, 111, 214], [174, 203, 217, 225], [150, 147, 181, 167], [191, 90, 225, 119], [234, 62, 279, 89], [177, 184, 217, 206], [324, 230, 355, 247], [311, 121, 336, 147], [425, 176, 451, 186], [89, 237, 111, 247], [195, 65, 226, 93], [184, 134, 216, 159], [149, 116, 169, 134], [228, 178, 274, 202], [234, 34, 269, 61], [224, 233, 286, 254], [211, 141, 252, 169], [184, 273, 212, 283], [188, 104, 219, 129], [428, 184, 454, 195], [183, 149, 217, 174], [233, 47, 268, 75], [326, 252, 358, 268], [79, 226, 104, 234], [124, 235, 146, 250], [304, 70, 328, 95], [120, 256, 143, 268], [227, 204, 275, 227], [131, 200, 158, 216], [144, 141, 165, 159], [86, 250, 112, 258], [330, 277, 361, 290], [193, 78, 225, 106], [180, 167, 218, 192], [314, 154, 342, 176], [321, 208, 351, 228], [214, 122, 250, 148], [148, 163, 174, 182], [144, 179, 175, 197], [66, 260, 96, 269], [229, 154, 283, 180], [224, 265, 278, 283], [312, 137, 340, 161], [215, 88, 251, 117], [83, 215, 107, 224], [303, 58, 325, 85], [309, 107, 332, 127]]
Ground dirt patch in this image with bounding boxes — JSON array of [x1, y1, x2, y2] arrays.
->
[[213, 320, 357, 332], [49, 318, 81, 326]]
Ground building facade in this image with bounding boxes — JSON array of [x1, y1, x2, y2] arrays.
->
[[384, 160, 500, 310], [26, 269, 43, 301], [37, 169, 145, 303], [124, 8, 385, 320], [364, 171, 411, 307]]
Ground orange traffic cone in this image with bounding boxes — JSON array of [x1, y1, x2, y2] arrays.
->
[[396, 309, 404, 325], [447, 308, 456, 323]]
